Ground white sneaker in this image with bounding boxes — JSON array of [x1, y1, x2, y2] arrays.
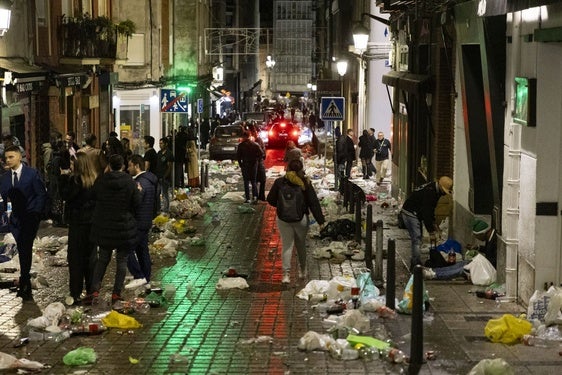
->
[[422, 268, 436, 280], [125, 278, 147, 290], [282, 272, 290, 284]]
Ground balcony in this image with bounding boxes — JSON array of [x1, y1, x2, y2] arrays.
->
[[58, 15, 134, 65]]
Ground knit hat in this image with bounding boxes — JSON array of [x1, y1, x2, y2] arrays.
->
[[472, 219, 489, 235], [438, 176, 453, 195]]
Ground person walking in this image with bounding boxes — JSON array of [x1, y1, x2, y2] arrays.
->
[[374, 131, 391, 184], [267, 159, 325, 284], [58, 152, 98, 304], [400, 176, 453, 271], [358, 129, 375, 179], [251, 125, 267, 201], [341, 129, 356, 179], [186, 128, 200, 188], [237, 131, 264, 203], [155, 137, 174, 212], [84, 154, 141, 305], [174, 126, 188, 188], [0, 145, 47, 300], [125, 154, 158, 290]]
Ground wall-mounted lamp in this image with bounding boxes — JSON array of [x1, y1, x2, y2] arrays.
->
[[352, 12, 390, 53], [0, 0, 12, 37]]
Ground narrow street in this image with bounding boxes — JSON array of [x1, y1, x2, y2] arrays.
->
[[0, 150, 557, 374]]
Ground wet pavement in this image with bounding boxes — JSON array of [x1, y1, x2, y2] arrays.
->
[[0, 150, 561, 374]]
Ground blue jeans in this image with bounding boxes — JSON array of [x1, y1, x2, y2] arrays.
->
[[434, 261, 469, 280], [401, 211, 422, 271], [127, 229, 151, 282]]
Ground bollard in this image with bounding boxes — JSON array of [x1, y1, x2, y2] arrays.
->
[[364, 205, 374, 273], [408, 265, 424, 374], [200, 163, 205, 192], [373, 219, 384, 286], [204, 163, 209, 188], [386, 239, 396, 310], [354, 197, 362, 243], [343, 180, 350, 211]]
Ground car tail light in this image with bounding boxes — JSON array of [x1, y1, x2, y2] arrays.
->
[[280, 122, 286, 128], [268, 130, 274, 137], [292, 129, 299, 137]]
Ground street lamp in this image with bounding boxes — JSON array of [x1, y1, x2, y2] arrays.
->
[[265, 55, 276, 95], [352, 23, 370, 53], [0, 0, 12, 36], [334, 60, 347, 190], [336, 60, 348, 78]]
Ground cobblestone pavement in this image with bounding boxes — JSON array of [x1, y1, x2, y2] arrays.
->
[[0, 150, 560, 374]]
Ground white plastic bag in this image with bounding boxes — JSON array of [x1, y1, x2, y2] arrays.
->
[[215, 277, 249, 290], [468, 358, 513, 375], [464, 254, 496, 286]]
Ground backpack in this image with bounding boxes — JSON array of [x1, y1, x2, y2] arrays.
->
[[276, 179, 306, 222]]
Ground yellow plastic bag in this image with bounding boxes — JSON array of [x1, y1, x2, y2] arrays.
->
[[101, 311, 143, 329], [484, 314, 532, 344]]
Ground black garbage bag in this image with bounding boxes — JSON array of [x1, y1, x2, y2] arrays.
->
[[320, 219, 355, 240]]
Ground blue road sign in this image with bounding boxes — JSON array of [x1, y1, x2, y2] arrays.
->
[[160, 89, 188, 113], [197, 98, 204, 114], [320, 97, 345, 121]]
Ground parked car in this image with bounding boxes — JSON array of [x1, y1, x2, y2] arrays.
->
[[209, 123, 245, 160], [267, 120, 300, 148]]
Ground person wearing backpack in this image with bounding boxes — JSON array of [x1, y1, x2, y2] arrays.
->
[[267, 159, 325, 284]]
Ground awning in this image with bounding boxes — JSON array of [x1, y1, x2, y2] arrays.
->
[[0, 58, 48, 93], [479, 0, 559, 17], [381, 71, 430, 94]]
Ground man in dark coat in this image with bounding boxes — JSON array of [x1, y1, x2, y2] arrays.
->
[[125, 154, 158, 290], [0, 145, 47, 300], [237, 131, 264, 203], [86, 154, 141, 304], [400, 176, 453, 271], [173, 126, 188, 188]]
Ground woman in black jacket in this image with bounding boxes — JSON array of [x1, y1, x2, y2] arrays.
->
[[267, 159, 325, 284], [58, 152, 98, 305]]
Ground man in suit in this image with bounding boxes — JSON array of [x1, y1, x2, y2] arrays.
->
[[0, 145, 47, 300]]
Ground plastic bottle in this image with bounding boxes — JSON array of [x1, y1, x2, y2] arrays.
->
[[70, 322, 107, 335], [379, 347, 406, 363], [355, 344, 376, 361], [341, 348, 359, 360], [522, 334, 554, 347], [6, 200, 11, 217]]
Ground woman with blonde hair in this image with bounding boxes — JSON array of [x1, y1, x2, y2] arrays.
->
[[59, 152, 98, 305]]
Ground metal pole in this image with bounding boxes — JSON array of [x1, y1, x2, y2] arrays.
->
[[350, 188, 355, 215], [374, 219, 384, 286], [386, 238, 396, 310], [204, 163, 209, 188], [197, 111, 201, 166], [200, 163, 205, 192], [354, 198, 362, 243], [332, 121, 337, 190], [409, 265, 424, 374], [343, 179, 349, 210], [365, 204, 373, 273]]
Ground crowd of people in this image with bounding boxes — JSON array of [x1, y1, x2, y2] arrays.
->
[[0, 127, 204, 303]]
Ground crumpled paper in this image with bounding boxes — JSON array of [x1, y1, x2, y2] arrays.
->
[[216, 277, 249, 290]]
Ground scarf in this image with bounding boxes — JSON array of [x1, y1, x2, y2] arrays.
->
[[285, 171, 309, 191]]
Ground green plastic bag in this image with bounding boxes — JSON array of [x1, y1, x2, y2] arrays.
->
[[484, 314, 532, 344], [468, 358, 514, 375], [63, 347, 97, 366]]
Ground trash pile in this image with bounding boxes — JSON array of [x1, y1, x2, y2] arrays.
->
[[294, 271, 412, 364]]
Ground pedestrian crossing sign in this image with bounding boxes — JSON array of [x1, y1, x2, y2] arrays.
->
[[320, 97, 345, 120]]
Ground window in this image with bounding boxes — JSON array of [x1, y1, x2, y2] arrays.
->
[[119, 105, 150, 155]]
